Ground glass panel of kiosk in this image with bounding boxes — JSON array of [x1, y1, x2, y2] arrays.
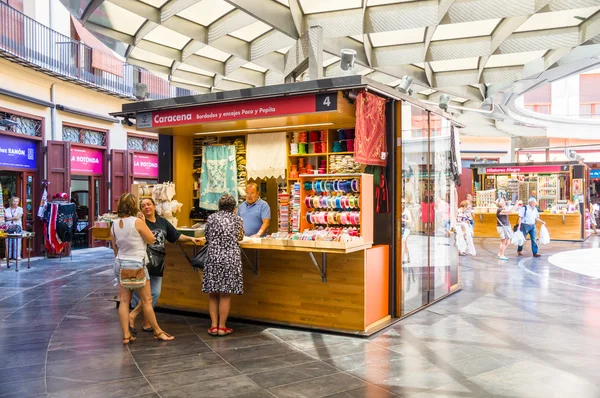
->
[[400, 104, 459, 316]]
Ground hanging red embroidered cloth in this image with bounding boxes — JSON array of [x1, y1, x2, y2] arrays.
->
[[354, 91, 387, 166]]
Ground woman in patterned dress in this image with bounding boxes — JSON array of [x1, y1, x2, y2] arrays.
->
[[202, 194, 244, 336]]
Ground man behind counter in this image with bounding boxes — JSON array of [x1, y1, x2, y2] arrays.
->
[[237, 182, 270, 237]]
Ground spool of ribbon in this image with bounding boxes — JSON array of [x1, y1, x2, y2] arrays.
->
[[290, 143, 299, 154], [298, 143, 308, 155], [309, 131, 319, 142]]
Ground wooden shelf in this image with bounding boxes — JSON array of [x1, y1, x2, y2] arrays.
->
[[289, 153, 328, 157], [329, 152, 354, 155]]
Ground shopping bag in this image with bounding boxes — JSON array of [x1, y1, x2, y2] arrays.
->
[[540, 225, 550, 245], [465, 231, 477, 256], [456, 229, 468, 253], [512, 230, 525, 246]]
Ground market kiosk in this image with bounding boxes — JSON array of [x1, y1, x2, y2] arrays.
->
[[471, 162, 590, 241], [112, 76, 462, 335]]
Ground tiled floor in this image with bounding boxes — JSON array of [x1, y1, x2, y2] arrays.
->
[[1, 239, 600, 397]]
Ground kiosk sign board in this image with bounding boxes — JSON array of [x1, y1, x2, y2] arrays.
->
[[70, 146, 103, 175], [0, 135, 36, 170], [136, 93, 338, 129], [591, 169, 600, 179], [133, 153, 158, 178], [484, 165, 564, 174]]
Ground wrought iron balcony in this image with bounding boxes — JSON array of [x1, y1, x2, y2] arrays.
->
[[0, 2, 197, 100]]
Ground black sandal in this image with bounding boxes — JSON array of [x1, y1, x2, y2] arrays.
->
[[129, 325, 137, 335], [142, 326, 154, 333]]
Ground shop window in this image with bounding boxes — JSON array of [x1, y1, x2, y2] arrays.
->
[[580, 103, 599, 118], [62, 125, 107, 146], [0, 110, 42, 137], [127, 135, 158, 153], [524, 104, 551, 114], [83, 129, 106, 146]]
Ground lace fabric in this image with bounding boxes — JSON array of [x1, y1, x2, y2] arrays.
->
[[200, 145, 239, 210]]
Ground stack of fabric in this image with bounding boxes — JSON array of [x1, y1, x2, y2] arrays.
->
[[291, 182, 301, 232], [329, 155, 362, 174], [233, 138, 247, 203], [278, 190, 290, 232]]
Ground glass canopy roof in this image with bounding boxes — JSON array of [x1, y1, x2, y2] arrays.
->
[[65, 0, 600, 107]]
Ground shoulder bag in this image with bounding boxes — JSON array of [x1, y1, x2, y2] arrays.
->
[[146, 246, 166, 277], [112, 223, 147, 290], [191, 244, 208, 271]]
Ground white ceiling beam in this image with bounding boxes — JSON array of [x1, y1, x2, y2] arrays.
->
[[108, 0, 160, 23], [227, 68, 265, 86], [208, 9, 256, 44], [84, 21, 134, 45], [306, 8, 363, 39], [185, 54, 226, 75], [171, 69, 214, 86], [251, 30, 295, 61], [134, 20, 159, 45], [127, 57, 172, 75], [162, 16, 208, 43], [215, 79, 254, 90], [137, 40, 182, 62], [223, 0, 300, 39], [161, 0, 197, 23], [211, 35, 250, 60], [170, 80, 211, 94], [182, 40, 206, 61], [365, 0, 438, 33]]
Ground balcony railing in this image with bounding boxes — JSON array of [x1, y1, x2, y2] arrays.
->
[[0, 2, 198, 100]]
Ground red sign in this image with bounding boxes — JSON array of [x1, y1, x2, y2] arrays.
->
[[136, 93, 338, 129], [484, 165, 564, 174], [133, 153, 158, 178], [70, 146, 103, 175]]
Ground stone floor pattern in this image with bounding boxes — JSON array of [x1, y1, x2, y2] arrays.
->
[[1, 238, 600, 398]]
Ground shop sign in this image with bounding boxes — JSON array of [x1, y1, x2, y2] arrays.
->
[[591, 169, 600, 179], [484, 165, 565, 174], [70, 146, 103, 175], [133, 153, 158, 178], [0, 134, 36, 170], [136, 93, 338, 129]]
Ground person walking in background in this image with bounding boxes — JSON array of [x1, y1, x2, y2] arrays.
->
[[495, 198, 513, 260], [111, 193, 174, 344], [517, 197, 546, 258], [465, 194, 474, 227], [129, 198, 202, 335], [203, 194, 245, 336], [4, 197, 23, 260], [401, 199, 412, 263]]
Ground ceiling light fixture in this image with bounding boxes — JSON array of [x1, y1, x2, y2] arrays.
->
[[340, 49, 357, 71], [397, 75, 414, 94], [194, 122, 335, 136], [439, 94, 451, 111]]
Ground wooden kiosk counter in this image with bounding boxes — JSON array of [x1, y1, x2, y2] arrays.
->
[[112, 76, 463, 335]]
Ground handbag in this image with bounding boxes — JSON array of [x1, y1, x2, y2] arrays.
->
[[112, 223, 147, 290], [119, 266, 147, 290], [146, 246, 166, 277], [191, 244, 208, 271]]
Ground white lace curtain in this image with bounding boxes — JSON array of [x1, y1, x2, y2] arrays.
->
[[246, 132, 287, 180]]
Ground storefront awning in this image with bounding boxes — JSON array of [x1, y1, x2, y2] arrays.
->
[[71, 16, 123, 78]]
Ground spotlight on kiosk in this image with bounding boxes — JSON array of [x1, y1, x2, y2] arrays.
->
[[237, 182, 271, 238]]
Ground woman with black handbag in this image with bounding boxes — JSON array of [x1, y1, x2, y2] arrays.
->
[[111, 194, 174, 344], [128, 198, 202, 334]]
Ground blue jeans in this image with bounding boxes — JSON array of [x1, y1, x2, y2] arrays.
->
[[518, 224, 538, 255], [131, 275, 162, 309]]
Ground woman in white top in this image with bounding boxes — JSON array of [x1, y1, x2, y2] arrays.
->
[[4, 197, 23, 260], [110, 193, 174, 344]]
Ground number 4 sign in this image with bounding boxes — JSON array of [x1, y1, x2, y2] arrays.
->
[[316, 93, 337, 112]]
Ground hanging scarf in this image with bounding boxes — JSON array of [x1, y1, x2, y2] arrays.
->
[[38, 187, 48, 218], [354, 91, 387, 166]]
